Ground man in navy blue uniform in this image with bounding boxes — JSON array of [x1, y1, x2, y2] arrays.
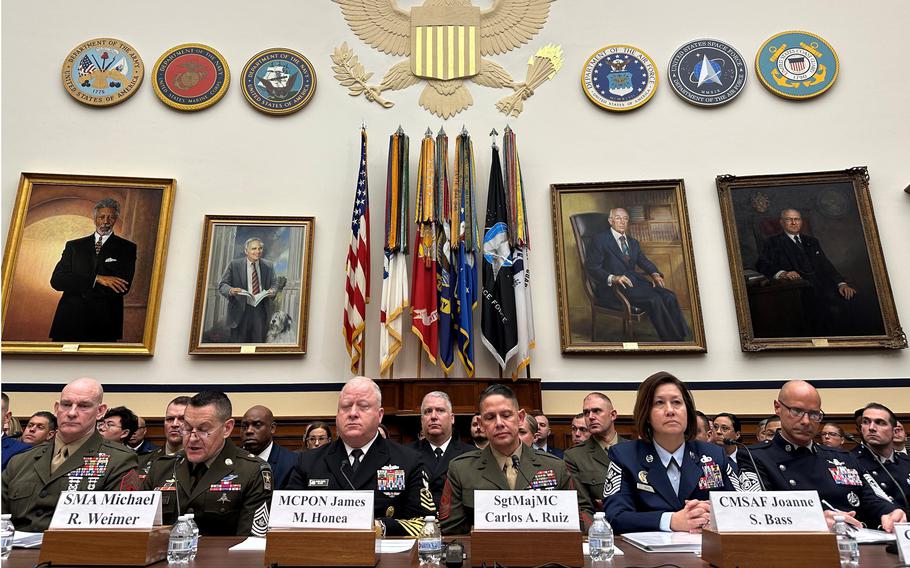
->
[[408, 391, 473, 508], [850, 403, 910, 514], [737, 380, 905, 531], [585, 208, 690, 341]]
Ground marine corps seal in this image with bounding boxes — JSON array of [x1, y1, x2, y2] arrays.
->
[[153, 43, 230, 111]]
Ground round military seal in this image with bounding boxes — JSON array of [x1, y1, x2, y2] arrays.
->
[[667, 38, 746, 106], [153, 43, 230, 111], [582, 45, 658, 112], [61, 38, 144, 107], [755, 31, 839, 100], [241, 48, 317, 115]]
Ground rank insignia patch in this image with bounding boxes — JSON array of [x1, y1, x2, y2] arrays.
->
[[242, 48, 317, 116], [755, 31, 838, 100], [62, 38, 144, 107], [582, 44, 658, 112], [153, 43, 230, 111], [667, 38, 746, 106]]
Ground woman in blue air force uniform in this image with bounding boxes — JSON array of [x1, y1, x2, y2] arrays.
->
[[603, 372, 739, 534]]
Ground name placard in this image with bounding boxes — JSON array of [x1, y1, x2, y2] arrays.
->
[[710, 491, 827, 532], [269, 490, 374, 529], [473, 490, 579, 531], [49, 491, 162, 529], [895, 523, 910, 563]]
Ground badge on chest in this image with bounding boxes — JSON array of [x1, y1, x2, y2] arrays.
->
[[529, 469, 558, 490], [377, 465, 405, 496], [698, 455, 724, 490], [66, 453, 110, 491], [827, 460, 862, 486]]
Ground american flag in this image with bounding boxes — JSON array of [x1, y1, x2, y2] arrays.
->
[[78, 55, 97, 78], [343, 129, 371, 374]]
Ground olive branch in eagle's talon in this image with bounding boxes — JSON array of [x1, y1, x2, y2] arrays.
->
[[331, 42, 394, 108]]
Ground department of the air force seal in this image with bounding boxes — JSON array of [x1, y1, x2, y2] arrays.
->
[[153, 43, 230, 111], [582, 45, 658, 112], [61, 38, 144, 107], [755, 31, 838, 100], [241, 48, 317, 116], [667, 39, 746, 107]]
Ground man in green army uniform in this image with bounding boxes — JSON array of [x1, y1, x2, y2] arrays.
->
[[441, 384, 594, 535], [138, 396, 190, 483], [2, 377, 139, 532], [564, 392, 626, 511], [143, 391, 272, 537]]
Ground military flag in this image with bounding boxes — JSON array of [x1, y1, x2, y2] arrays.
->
[[343, 128, 371, 374], [411, 129, 439, 364], [435, 128, 456, 373], [503, 126, 535, 379], [453, 130, 479, 377], [480, 136, 518, 368], [379, 129, 410, 376]]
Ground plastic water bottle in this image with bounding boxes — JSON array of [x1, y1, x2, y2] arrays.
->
[[185, 513, 200, 560], [167, 515, 193, 564], [833, 515, 859, 567], [588, 512, 614, 562], [0, 514, 14, 559], [417, 515, 443, 567]]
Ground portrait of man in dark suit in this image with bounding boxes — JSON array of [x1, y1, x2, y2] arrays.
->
[[218, 237, 279, 343], [49, 198, 137, 342], [584, 208, 690, 342]]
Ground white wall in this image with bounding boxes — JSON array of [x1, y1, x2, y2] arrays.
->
[[3, 1, 908, 405]]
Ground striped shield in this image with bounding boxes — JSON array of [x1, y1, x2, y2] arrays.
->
[[410, 5, 481, 80]]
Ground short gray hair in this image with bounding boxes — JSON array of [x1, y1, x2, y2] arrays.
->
[[343, 377, 382, 406], [244, 237, 264, 251], [421, 391, 452, 413], [93, 198, 121, 218]]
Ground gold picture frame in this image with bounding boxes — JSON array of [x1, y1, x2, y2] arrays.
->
[[716, 167, 906, 351], [1, 172, 175, 355], [189, 215, 315, 355], [551, 180, 706, 353]]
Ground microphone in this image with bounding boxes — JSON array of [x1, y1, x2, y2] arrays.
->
[[843, 433, 864, 446], [339, 459, 357, 490], [511, 455, 534, 489], [723, 439, 766, 492], [172, 452, 186, 519]]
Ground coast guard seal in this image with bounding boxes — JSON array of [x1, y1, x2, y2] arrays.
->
[[582, 45, 658, 112], [153, 43, 230, 111], [241, 48, 317, 116], [755, 31, 838, 100], [667, 38, 746, 106], [61, 38, 144, 107]]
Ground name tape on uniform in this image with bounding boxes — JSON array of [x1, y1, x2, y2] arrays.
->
[[50, 491, 162, 529], [269, 490, 374, 529], [474, 490, 579, 531], [895, 523, 910, 563], [710, 490, 827, 532]]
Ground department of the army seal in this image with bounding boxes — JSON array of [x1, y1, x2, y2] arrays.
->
[[582, 44, 658, 112], [755, 31, 839, 100], [667, 38, 746, 107], [153, 43, 230, 111], [61, 38, 144, 107], [241, 48, 317, 116]]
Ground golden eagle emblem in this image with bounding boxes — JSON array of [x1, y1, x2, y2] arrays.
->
[[331, 0, 561, 118]]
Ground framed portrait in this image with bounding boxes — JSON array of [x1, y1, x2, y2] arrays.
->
[[189, 215, 315, 355], [1, 172, 175, 355], [551, 180, 706, 353], [716, 167, 906, 351]]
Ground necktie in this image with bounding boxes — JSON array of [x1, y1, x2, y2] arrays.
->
[[434, 447, 444, 461], [619, 235, 630, 256], [794, 235, 802, 246], [349, 448, 364, 475], [668, 457, 681, 496], [503, 458, 518, 490], [51, 447, 69, 474], [190, 463, 208, 491], [95, 237, 102, 255], [250, 262, 261, 294]]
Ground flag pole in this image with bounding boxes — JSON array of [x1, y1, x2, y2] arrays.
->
[[416, 338, 423, 378]]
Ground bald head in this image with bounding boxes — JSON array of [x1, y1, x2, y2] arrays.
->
[[241, 405, 276, 454], [775, 380, 823, 446], [55, 377, 107, 443], [778, 380, 820, 407], [64, 377, 104, 404]]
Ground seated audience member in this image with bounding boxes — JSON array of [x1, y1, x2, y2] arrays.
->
[[570, 413, 590, 446], [894, 422, 908, 455], [533, 413, 564, 458], [128, 416, 159, 455], [241, 405, 297, 490], [470, 414, 488, 449], [2, 378, 139, 531], [604, 372, 737, 534], [21, 412, 57, 446], [409, 391, 474, 508], [851, 403, 910, 513], [378, 423, 390, 439], [287, 377, 434, 537], [304, 421, 332, 450], [1, 393, 31, 470], [694, 411, 713, 443], [819, 422, 846, 448], [98, 406, 139, 446], [143, 391, 272, 537], [566, 392, 625, 512], [518, 413, 540, 448], [441, 384, 593, 535], [755, 416, 782, 442], [737, 380, 905, 532], [713, 412, 742, 464]]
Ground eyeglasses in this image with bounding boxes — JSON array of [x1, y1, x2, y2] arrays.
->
[[777, 400, 824, 422], [715, 425, 735, 433], [97, 421, 122, 431], [820, 432, 844, 438], [178, 424, 223, 439]]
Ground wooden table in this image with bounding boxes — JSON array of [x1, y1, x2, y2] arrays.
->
[[3, 535, 901, 567]]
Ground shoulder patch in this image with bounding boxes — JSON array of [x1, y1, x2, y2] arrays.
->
[[738, 470, 762, 492], [251, 502, 269, 537]]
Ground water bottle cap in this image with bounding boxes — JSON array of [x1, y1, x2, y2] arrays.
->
[[177, 515, 187, 521], [423, 515, 435, 521], [186, 514, 194, 519], [833, 515, 844, 522], [594, 512, 605, 519]]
